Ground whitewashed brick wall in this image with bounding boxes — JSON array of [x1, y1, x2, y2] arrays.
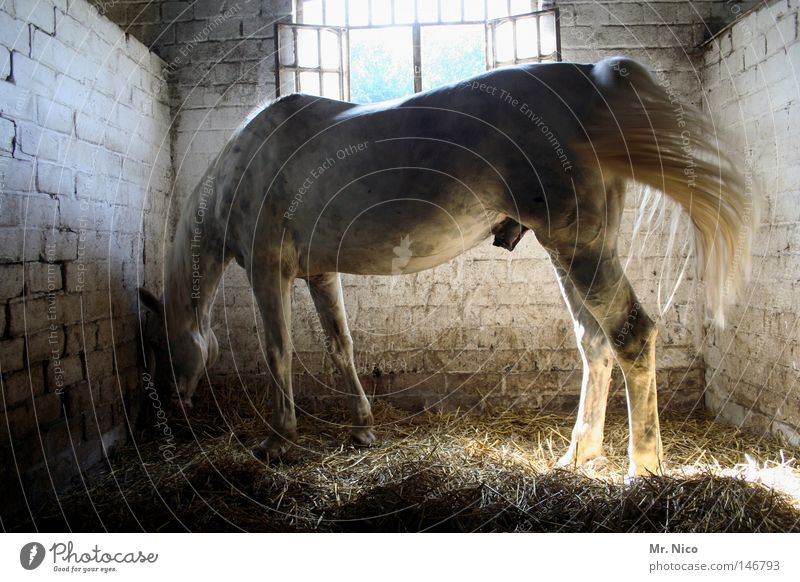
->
[[701, 0, 800, 446], [0, 0, 172, 514], [7, 0, 793, 520]]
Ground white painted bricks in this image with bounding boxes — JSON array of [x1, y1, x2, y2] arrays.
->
[[702, 0, 800, 447], [0, 0, 173, 510]]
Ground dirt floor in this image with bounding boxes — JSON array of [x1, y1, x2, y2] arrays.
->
[[17, 388, 800, 532]]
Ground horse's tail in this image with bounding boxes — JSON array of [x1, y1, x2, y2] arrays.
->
[[579, 56, 757, 327]]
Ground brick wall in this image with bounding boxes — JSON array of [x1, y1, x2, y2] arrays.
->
[[701, 0, 800, 446], [0, 0, 172, 517], [3, 0, 792, 522]]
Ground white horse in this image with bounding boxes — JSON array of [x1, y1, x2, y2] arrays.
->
[[139, 57, 752, 478]]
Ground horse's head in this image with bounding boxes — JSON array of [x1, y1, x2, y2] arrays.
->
[[138, 288, 219, 416]]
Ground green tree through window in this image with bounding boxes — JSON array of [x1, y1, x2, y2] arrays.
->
[[420, 25, 486, 92], [349, 27, 414, 103]]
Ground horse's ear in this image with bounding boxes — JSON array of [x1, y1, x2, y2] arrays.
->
[[138, 287, 163, 317]]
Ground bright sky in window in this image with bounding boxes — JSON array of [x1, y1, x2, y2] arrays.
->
[[349, 27, 414, 102], [420, 25, 486, 91]]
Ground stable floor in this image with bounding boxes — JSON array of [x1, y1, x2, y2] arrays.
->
[[18, 392, 800, 533]]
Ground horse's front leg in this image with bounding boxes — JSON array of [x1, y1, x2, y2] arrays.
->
[[251, 265, 298, 459], [306, 273, 375, 446]]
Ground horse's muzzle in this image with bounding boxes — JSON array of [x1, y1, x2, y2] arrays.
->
[[168, 396, 194, 417]]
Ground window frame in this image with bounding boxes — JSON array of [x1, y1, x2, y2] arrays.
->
[[276, 1, 561, 100], [486, 8, 562, 68], [275, 22, 349, 99]]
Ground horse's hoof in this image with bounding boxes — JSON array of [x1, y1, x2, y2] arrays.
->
[[581, 456, 609, 472], [351, 427, 377, 447], [627, 460, 663, 480], [556, 447, 605, 469], [252, 434, 295, 461]]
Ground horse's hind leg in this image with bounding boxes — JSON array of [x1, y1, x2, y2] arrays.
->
[[550, 247, 662, 477], [250, 264, 298, 459], [549, 255, 614, 468], [306, 273, 375, 446]]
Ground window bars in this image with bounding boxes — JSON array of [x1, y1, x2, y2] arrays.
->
[[276, 0, 561, 100]]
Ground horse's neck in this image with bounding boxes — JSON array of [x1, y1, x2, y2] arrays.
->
[[165, 190, 227, 333]]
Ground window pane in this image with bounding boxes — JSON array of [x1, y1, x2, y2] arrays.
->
[[322, 72, 341, 97], [510, 0, 533, 15], [371, 0, 392, 24], [540, 12, 557, 55], [421, 25, 485, 90], [349, 0, 370, 25], [394, 0, 415, 23], [302, 0, 324, 24], [349, 26, 413, 102], [278, 26, 296, 66], [325, 0, 347, 25], [463, 0, 485, 21], [297, 28, 320, 67], [515, 16, 538, 59], [494, 20, 514, 63], [299, 71, 321, 94], [280, 70, 297, 94], [440, 0, 462, 22], [416, 0, 438, 23], [320, 29, 340, 68], [487, 1, 509, 19]]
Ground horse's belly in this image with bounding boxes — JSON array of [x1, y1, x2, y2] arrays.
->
[[299, 198, 503, 276]]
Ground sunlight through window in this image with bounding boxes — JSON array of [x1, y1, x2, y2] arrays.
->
[[349, 27, 414, 102], [516, 16, 539, 60], [302, 0, 324, 23], [463, 0, 485, 21], [299, 70, 321, 94], [371, 0, 393, 25], [416, 0, 438, 23], [285, 0, 560, 101], [394, 0, 415, 24], [511, 0, 535, 16], [540, 12, 558, 55], [488, 1, 509, 19], [322, 72, 341, 97], [421, 25, 485, 90], [320, 29, 340, 68], [296, 28, 319, 67], [440, 0, 462, 22], [495, 20, 515, 63], [326, 0, 347, 25], [349, 0, 370, 25]]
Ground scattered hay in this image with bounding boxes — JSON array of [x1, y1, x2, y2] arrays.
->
[[22, 391, 800, 532]]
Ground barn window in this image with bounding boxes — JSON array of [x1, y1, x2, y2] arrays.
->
[[276, 0, 561, 101]]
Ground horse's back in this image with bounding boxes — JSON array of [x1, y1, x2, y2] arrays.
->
[[210, 61, 606, 272]]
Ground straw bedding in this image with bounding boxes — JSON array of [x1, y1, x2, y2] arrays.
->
[[25, 387, 800, 532]]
